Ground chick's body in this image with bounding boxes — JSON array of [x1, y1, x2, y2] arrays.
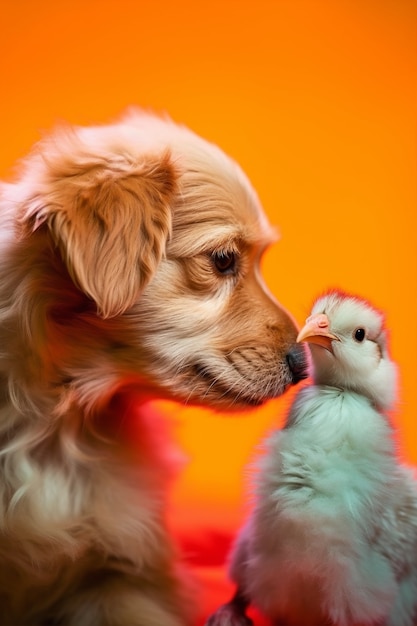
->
[[207, 291, 417, 626], [233, 386, 417, 626]]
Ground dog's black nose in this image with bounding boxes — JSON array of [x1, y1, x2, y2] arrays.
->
[[286, 344, 309, 383]]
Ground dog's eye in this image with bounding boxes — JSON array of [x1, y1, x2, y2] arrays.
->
[[212, 250, 237, 275]]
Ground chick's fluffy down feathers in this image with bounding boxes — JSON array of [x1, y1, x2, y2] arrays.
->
[[207, 291, 417, 626]]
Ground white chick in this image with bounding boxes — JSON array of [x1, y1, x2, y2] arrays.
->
[[206, 290, 417, 626]]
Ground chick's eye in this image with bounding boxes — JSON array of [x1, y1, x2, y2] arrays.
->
[[212, 250, 237, 275], [354, 328, 366, 342]]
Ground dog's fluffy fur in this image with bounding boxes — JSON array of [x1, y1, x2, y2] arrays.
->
[[0, 110, 306, 625]]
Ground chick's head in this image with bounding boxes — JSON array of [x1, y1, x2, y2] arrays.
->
[[297, 291, 397, 410]]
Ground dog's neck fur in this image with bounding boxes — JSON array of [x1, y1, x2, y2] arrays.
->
[[0, 230, 177, 572]]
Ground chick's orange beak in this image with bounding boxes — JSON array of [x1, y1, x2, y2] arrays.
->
[[296, 313, 340, 353]]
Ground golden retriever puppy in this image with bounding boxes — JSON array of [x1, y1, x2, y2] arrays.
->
[[0, 110, 307, 625]]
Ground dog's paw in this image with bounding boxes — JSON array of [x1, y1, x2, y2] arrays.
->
[[204, 603, 254, 626]]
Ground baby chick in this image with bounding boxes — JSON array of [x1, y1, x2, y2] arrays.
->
[[206, 290, 417, 626]]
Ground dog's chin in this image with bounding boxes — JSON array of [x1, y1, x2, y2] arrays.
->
[[181, 361, 295, 410]]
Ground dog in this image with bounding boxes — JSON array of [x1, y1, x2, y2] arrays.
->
[[0, 109, 307, 625]]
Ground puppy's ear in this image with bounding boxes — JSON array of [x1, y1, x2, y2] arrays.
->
[[21, 151, 177, 318]]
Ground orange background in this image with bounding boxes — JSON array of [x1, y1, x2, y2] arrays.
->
[[1, 1, 416, 622]]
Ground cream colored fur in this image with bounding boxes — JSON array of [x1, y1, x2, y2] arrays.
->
[[0, 110, 305, 625]]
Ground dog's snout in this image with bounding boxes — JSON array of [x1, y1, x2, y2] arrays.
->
[[286, 344, 309, 383]]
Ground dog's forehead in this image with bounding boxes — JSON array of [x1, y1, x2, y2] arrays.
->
[[169, 173, 276, 256], [169, 148, 276, 254]]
